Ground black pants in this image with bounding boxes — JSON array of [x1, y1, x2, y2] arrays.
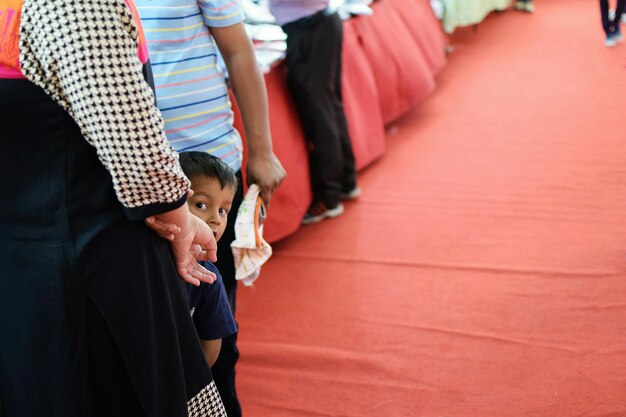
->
[[600, 0, 625, 36], [213, 171, 244, 417], [283, 11, 357, 209]]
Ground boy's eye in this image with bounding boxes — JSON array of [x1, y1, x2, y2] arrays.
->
[[218, 208, 228, 216], [195, 202, 207, 210]]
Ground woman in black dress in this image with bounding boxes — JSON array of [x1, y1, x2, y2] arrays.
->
[[0, 1, 226, 416]]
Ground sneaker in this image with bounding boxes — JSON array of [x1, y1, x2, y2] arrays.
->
[[613, 31, 624, 42], [605, 35, 618, 47], [524, 2, 535, 13], [340, 186, 362, 200], [514, 1, 525, 10], [301, 202, 345, 225]]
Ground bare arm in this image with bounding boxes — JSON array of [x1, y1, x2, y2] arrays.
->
[[201, 339, 223, 367], [210, 23, 286, 206]]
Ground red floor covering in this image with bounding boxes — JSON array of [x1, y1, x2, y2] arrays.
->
[[235, 1, 626, 415]]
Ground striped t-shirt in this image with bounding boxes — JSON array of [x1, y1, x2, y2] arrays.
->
[[136, 0, 245, 172]]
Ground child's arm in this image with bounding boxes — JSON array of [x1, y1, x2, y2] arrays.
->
[[201, 339, 223, 368]]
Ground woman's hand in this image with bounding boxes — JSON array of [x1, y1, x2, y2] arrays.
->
[[145, 202, 218, 286], [144, 216, 181, 241], [170, 214, 218, 286]]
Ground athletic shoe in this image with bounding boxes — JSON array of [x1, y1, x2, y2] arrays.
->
[[524, 2, 535, 13], [514, 1, 525, 11], [613, 31, 624, 42], [340, 186, 362, 201], [605, 35, 618, 47], [301, 202, 345, 225]]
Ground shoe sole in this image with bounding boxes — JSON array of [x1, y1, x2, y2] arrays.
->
[[514, 3, 534, 12], [340, 187, 362, 201], [301, 203, 345, 225]]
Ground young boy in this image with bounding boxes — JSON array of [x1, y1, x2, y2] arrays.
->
[[179, 151, 239, 367]]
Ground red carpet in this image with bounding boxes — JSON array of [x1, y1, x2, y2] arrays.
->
[[236, 1, 626, 415]]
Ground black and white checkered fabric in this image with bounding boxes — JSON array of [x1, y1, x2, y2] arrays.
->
[[19, 0, 189, 209], [188, 382, 228, 417]]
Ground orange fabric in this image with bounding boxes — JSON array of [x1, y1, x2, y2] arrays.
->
[[0, 0, 23, 78], [342, 19, 386, 170], [123, 0, 149, 63], [235, 0, 626, 415], [253, 196, 265, 247], [0, 0, 150, 77], [387, 0, 448, 75], [352, 0, 436, 124]]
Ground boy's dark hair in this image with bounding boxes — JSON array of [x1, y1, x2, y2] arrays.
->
[[179, 151, 238, 190]]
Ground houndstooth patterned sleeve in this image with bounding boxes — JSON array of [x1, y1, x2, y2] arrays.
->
[[18, 0, 190, 219], [188, 382, 227, 417]]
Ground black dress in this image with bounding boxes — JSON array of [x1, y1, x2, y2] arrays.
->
[[0, 1, 225, 416]]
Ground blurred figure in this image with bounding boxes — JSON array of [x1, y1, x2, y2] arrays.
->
[[269, 0, 361, 225], [514, 0, 535, 13], [600, 0, 625, 46]]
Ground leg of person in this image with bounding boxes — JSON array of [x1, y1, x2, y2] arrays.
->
[[83, 299, 147, 417], [600, 0, 612, 36], [327, 13, 359, 199], [80, 221, 225, 417], [283, 14, 346, 222], [0, 78, 78, 417], [213, 171, 244, 417], [613, 0, 625, 38], [600, 0, 618, 45]]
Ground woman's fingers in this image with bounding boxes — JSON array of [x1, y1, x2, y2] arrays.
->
[[178, 257, 216, 285]]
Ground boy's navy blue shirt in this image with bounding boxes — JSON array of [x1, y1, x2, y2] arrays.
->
[[187, 261, 237, 341]]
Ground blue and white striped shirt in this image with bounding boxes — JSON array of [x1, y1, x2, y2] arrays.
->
[[136, 0, 245, 171]]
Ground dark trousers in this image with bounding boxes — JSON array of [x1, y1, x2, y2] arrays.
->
[[600, 0, 625, 35], [213, 171, 244, 417], [283, 11, 357, 209]]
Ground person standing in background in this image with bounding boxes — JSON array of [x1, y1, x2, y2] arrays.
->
[[600, 0, 625, 46], [136, 2, 286, 416], [268, 0, 361, 225]]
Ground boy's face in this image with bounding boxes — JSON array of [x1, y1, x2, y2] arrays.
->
[[187, 176, 236, 242]]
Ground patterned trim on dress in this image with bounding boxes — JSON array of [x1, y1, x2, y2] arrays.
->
[[18, 0, 190, 210], [188, 381, 227, 417]]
